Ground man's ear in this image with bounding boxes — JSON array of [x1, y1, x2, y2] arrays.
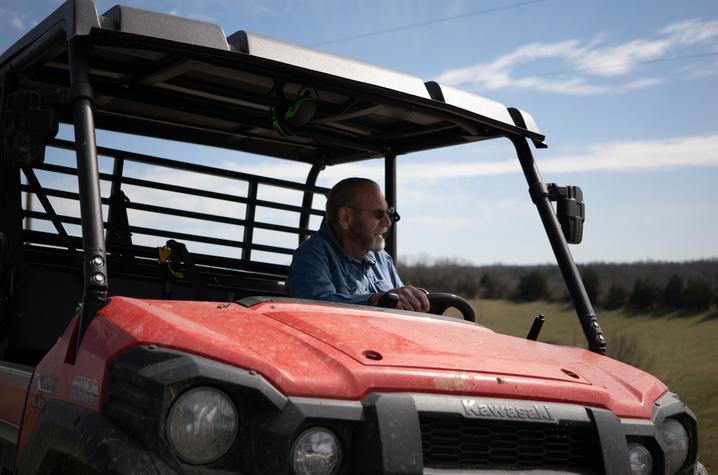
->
[[337, 207, 352, 230]]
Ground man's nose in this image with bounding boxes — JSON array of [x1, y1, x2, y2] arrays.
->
[[381, 213, 392, 227]]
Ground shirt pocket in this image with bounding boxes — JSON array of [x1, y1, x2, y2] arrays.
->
[[374, 279, 393, 292]]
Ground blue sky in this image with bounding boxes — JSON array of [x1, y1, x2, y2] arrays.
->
[[2, 0, 717, 265]]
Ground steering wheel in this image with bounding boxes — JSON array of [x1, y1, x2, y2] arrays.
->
[[377, 291, 476, 322], [427, 292, 476, 322]]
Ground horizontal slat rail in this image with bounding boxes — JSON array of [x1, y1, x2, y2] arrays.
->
[[49, 138, 329, 195], [19, 184, 317, 237], [34, 163, 325, 217], [22, 139, 329, 270], [24, 230, 290, 279], [22, 210, 296, 256]]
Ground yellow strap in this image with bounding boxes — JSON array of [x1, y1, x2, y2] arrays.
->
[[158, 245, 185, 279], [158, 245, 172, 263]]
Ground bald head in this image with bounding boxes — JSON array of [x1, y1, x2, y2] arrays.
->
[[326, 178, 380, 226]]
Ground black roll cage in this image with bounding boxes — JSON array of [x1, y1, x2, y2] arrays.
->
[[0, 0, 605, 354]]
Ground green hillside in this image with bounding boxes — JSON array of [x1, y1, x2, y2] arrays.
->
[[464, 299, 717, 472]]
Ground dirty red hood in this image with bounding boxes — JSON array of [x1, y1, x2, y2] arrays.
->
[[91, 297, 667, 419]]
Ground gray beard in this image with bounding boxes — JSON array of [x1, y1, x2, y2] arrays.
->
[[350, 227, 387, 253], [370, 234, 386, 252]]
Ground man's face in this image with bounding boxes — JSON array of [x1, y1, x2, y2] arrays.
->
[[347, 185, 392, 253]]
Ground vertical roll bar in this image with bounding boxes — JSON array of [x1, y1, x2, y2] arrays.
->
[[68, 37, 107, 351], [509, 135, 606, 355], [242, 181, 258, 260], [298, 163, 325, 245], [385, 152, 397, 261], [106, 154, 125, 242]]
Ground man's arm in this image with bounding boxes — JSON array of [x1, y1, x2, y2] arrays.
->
[[286, 244, 374, 305], [368, 285, 430, 312], [369, 253, 429, 312]]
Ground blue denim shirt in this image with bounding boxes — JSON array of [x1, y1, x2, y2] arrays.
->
[[286, 222, 403, 305]]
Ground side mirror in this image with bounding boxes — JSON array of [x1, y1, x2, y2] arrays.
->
[[548, 184, 584, 244]]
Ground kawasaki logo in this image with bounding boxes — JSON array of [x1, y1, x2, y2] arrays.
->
[[461, 400, 554, 422]]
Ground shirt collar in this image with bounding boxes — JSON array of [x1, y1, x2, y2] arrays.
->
[[319, 221, 377, 265]]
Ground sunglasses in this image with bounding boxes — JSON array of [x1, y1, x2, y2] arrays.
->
[[349, 206, 400, 222]]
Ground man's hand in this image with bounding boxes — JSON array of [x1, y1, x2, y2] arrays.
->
[[370, 285, 430, 312]]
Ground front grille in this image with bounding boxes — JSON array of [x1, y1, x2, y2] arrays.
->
[[420, 414, 602, 472]]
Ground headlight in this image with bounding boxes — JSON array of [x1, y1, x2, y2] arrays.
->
[[291, 427, 341, 475], [628, 443, 653, 475], [166, 386, 238, 464], [658, 418, 690, 474]]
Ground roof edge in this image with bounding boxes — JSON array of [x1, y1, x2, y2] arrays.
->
[[0, 0, 100, 69]]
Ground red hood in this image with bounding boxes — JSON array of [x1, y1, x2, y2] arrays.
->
[[88, 297, 666, 419]]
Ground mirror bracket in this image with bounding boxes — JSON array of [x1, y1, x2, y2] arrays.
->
[[547, 183, 584, 244]]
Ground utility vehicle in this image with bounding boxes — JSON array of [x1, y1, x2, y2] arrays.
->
[[0, 1, 703, 474]]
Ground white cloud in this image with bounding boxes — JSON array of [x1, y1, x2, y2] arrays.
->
[[573, 39, 671, 77], [0, 8, 28, 32], [380, 134, 718, 179], [189, 134, 718, 184], [541, 134, 718, 173], [661, 19, 718, 45], [437, 19, 718, 95], [215, 134, 718, 182]]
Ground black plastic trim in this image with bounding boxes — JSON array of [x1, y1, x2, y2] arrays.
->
[[288, 397, 364, 422], [590, 408, 630, 474], [104, 345, 290, 473], [621, 392, 699, 475], [424, 81, 445, 102], [360, 393, 423, 474], [18, 399, 174, 474]]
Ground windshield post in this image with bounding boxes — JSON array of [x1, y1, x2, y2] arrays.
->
[[385, 152, 397, 261], [68, 36, 107, 352], [509, 136, 607, 355]]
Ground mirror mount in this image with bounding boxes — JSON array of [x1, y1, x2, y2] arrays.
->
[[547, 183, 584, 244]]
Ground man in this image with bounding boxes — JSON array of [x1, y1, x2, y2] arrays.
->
[[286, 177, 429, 312]]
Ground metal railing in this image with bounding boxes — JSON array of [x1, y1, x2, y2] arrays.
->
[[21, 138, 329, 274]]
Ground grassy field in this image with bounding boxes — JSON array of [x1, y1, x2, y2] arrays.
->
[[463, 299, 717, 472]]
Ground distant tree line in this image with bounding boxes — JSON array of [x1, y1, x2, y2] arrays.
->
[[571, 269, 715, 312], [397, 259, 718, 313]]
